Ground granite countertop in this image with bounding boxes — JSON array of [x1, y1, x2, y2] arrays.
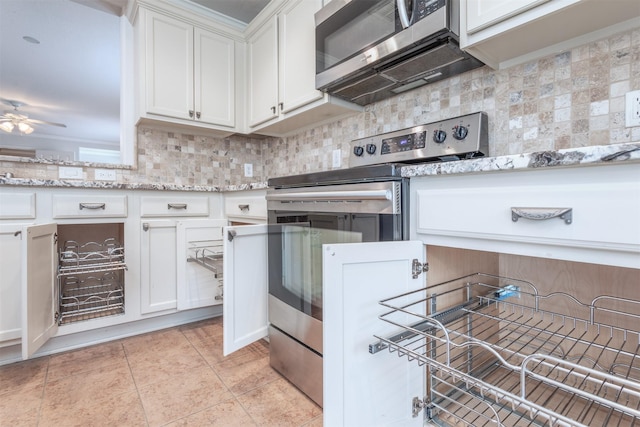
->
[[401, 142, 640, 177], [2, 143, 638, 191], [0, 178, 269, 192]]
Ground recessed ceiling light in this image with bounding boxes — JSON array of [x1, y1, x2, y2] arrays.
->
[[23, 36, 40, 44]]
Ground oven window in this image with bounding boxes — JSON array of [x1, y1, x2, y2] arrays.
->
[[268, 212, 402, 321], [316, 0, 401, 74]]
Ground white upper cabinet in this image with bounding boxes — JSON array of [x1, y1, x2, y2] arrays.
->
[[461, 0, 640, 69], [246, 0, 361, 136], [134, 7, 238, 133], [248, 15, 279, 127]]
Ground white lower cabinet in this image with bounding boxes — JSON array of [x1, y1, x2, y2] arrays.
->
[[222, 224, 269, 356], [176, 219, 227, 310], [0, 224, 29, 345], [322, 163, 640, 425], [140, 220, 178, 314]]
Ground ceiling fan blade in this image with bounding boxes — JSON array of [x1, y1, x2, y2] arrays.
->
[[27, 118, 67, 128]]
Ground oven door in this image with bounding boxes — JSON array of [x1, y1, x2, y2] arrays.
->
[[266, 181, 406, 324]]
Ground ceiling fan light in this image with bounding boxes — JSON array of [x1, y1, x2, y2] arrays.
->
[[18, 122, 34, 134], [0, 122, 15, 133]]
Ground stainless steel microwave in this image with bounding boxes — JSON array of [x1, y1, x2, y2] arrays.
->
[[315, 0, 484, 105]]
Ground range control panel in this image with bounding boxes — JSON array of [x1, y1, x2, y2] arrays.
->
[[350, 112, 488, 167]]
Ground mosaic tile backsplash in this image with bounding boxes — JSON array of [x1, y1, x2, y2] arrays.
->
[[2, 28, 639, 186]]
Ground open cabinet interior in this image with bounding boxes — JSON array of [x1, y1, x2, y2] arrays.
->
[[375, 244, 640, 426], [56, 223, 126, 325]]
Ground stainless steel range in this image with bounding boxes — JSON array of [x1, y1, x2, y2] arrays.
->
[[265, 112, 488, 406]]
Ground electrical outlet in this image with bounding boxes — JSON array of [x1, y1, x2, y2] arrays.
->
[[626, 90, 640, 127], [58, 166, 83, 180], [244, 163, 253, 178], [332, 149, 341, 168], [95, 169, 116, 181]]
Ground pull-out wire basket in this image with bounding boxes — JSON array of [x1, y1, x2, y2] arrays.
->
[[371, 273, 640, 426], [58, 239, 126, 324], [186, 240, 223, 278]]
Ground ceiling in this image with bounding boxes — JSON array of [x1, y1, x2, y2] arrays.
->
[[0, 0, 270, 159]]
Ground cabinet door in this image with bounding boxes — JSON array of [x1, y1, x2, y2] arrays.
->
[[466, 0, 549, 33], [278, 0, 323, 114], [248, 15, 279, 127], [194, 28, 235, 127], [223, 224, 268, 355], [0, 224, 29, 345], [176, 219, 227, 310], [140, 220, 177, 314], [22, 223, 58, 359], [323, 240, 425, 426], [144, 10, 194, 120]]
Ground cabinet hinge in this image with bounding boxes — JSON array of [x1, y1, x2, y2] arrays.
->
[[412, 259, 428, 279], [54, 232, 58, 244], [227, 230, 237, 242], [412, 396, 428, 418]]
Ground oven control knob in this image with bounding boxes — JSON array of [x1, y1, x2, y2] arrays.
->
[[453, 125, 468, 140], [433, 129, 447, 143], [366, 144, 377, 155], [353, 145, 365, 156]]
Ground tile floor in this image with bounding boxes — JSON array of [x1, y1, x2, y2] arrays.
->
[[0, 317, 323, 426]]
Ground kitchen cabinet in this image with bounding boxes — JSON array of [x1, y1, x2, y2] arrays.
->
[[139, 194, 219, 314], [176, 219, 226, 310], [223, 189, 267, 224], [135, 7, 238, 133], [0, 224, 29, 345], [461, 0, 640, 69], [246, 0, 361, 136], [323, 163, 640, 425], [222, 224, 268, 356], [0, 187, 226, 364]]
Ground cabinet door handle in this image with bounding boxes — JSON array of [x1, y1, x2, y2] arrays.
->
[[279, 102, 283, 110], [189, 110, 194, 118], [238, 204, 250, 212], [168, 203, 188, 210], [271, 106, 276, 114], [196, 111, 201, 119], [511, 207, 573, 225], [143, 222, 149, 232], [79, 202, 106, 210]]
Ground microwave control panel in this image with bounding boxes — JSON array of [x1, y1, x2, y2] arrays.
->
[[350, 112, 488, 166], [414, 0, 446, 22]]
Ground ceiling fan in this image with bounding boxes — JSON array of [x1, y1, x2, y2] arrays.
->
[[0, 99, 67, 135]]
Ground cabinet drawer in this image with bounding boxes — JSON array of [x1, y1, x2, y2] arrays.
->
[[224, 191, 267, 221], [52, 194, 128, 219], [140, 196, 209, 217], [414, 165, 640, 260], [0, 192, 36, 219]]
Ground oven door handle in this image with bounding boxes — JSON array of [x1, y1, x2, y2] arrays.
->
[[266, 189, 393, 203]]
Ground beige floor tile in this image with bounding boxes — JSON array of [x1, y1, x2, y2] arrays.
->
[[42, 361, 136, 407], [214, 350, 280, 395], [39, 390, 146, 427], [138, 365, 233, 426], [47, 341, 126, 381], [165, 398, 257, 426], [237, 377, 322, 427], [0, 382, 43, 427], [301, 414, 324, 427], [0, 356, 48, 394], [126, 343, 208, 389], [123, 327, 194, 360]]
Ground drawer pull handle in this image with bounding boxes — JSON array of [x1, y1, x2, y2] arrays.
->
[[238, 204, 250, 212], [79, 203, 106, 210], [511, 207, 572, 225], [168, 203, 188, 210]]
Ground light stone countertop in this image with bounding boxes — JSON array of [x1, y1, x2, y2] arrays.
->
[[2, 143, 638, 191], [401, 142, 640, 177]]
